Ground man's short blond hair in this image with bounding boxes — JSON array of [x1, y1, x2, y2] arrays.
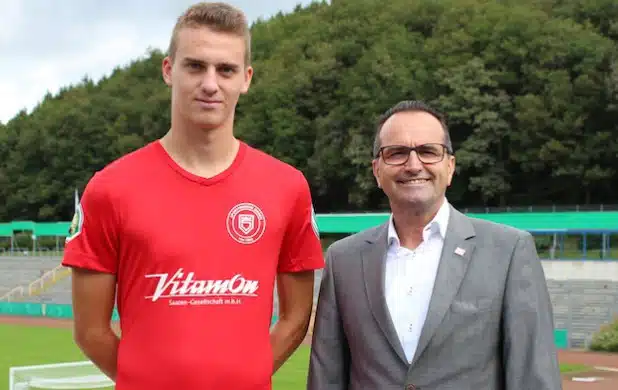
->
[[168, 2, 251, 65]]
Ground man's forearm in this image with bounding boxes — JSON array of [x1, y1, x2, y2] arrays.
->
[[75, 327, 120, 381], [270, 315, 310, 373]]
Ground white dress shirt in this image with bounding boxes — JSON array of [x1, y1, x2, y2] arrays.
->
[[384, 199, 450, 363]]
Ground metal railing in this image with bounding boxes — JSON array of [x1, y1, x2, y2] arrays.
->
[[0, 265, 71, 302], [460, 204, 618, 213]]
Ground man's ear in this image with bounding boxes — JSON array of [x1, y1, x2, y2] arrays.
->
[[447, 155, 456, 186], [372, 159, 382, 189], [162, 56, 173, 86], [240, 65, 253, 94]]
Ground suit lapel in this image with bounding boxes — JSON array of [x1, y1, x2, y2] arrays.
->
[[361, 223, 408, 364], [410, 207, 476, 366]]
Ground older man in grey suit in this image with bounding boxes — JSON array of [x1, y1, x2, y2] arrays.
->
[[307, 100, 562, 390]]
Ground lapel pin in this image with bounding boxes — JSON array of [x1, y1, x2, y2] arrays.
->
[[454, 247, 466, 256]]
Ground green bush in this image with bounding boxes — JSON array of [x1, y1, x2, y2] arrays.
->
[[589, 317, 618, 352]]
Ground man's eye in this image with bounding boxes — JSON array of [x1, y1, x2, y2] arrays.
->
[[419, 148, 439, 156], [386, 149, 408, 157]]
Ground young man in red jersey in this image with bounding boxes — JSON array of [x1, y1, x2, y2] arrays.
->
[[61, 3, 325, 389]]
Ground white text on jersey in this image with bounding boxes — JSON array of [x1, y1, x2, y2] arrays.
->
[[144, 268, 259, 301]]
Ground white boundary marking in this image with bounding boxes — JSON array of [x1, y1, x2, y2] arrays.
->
[[593, 366, 618, 373]]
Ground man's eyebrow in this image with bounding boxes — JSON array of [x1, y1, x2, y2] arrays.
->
[[182, 57, 204, 65], [182, 57, 240, 70]]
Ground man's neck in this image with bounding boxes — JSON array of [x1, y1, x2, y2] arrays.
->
[[391, 197, 445, 249], [160, 120, 239, 179]]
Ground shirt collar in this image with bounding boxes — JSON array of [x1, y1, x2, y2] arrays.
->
[[387, 198, 451, 247]]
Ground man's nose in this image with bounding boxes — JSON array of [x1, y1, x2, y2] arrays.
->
[[403, 150, 423, 171], [200, 67, 218, 93]]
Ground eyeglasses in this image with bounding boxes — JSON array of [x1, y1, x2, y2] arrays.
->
[[376, 143, 451, 165]]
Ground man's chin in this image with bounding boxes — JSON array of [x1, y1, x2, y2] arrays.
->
[[394, 189, 429, 204], [392, 196, 433, 212], [190, 115, 224, 130]]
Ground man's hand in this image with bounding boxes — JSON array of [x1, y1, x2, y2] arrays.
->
[[71, 267, 120, 381], [270, 270, 315, 373]]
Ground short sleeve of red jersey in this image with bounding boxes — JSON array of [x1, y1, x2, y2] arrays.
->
[[61, 172, 119, 274], [278, 172, 325, 273]]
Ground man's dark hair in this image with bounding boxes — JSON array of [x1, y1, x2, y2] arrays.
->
[[372, 100, 453, 158]]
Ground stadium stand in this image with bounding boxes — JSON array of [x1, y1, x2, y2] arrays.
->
[[548, 279, 618, 348]]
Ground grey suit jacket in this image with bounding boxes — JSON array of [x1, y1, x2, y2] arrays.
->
[[307, 206, 562, 390]]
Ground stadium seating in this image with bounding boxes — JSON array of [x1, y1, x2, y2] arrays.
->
[[2, 256, 617, 349], [547, 279, 618, 348]]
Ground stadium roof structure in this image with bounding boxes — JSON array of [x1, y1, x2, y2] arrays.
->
[[0, 222, 70, 238], [317, 211, 618, 234], [1, 211, 617, 237]]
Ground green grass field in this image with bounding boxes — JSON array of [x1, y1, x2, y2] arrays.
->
[[0, 323, 310, 390], [0, 323, 585, 390]]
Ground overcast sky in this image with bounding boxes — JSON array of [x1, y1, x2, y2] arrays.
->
[[0, 0, 320, 124]]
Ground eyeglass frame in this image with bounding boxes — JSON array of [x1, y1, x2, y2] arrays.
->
[[374, 143, 454, 165]]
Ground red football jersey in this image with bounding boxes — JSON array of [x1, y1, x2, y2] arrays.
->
[[62, 140, 325, 390]]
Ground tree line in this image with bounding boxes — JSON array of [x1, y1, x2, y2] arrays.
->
[[0, 0, 617, 222]]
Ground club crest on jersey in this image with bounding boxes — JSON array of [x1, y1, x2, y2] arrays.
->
[[311, 205, 319, 238], [65, 198, 83, 243], [226, 203, 266, 244]]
